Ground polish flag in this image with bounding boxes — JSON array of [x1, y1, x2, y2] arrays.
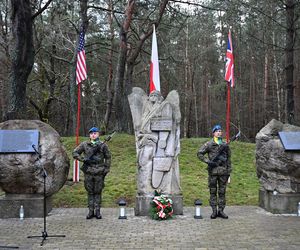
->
[[149, 25, 160, 93]]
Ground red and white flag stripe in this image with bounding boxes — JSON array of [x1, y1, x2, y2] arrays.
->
[[76, 31, 87, 85], [149, 25, 160, 93], [76, 51, 87, 85], [73, 159, 80, 182]]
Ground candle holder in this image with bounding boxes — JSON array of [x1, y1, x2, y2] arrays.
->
[[194, 199, 203, 219], [118, 198, 127, 219]]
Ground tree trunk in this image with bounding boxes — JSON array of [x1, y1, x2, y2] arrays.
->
[[250, 57, 255, 138], [113, 0, 134, 131], [192, 72, 199, 136], [113, 0, 169, 133], [272, 31, 282, 121], [6, 0, 34, 119], [183, 23, 189, 138], [285, 0, 295, 124], [263, 52, 269, 124], [0, 1, 10, 121], [104, 0, 114, 131], [113, 24, 129, 131], [69, 56, 77, 135]]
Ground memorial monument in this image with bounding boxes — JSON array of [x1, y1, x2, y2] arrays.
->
[[256, 119, 300, 214], [128, 87, 183, 215], [0, 120, 70, 218]]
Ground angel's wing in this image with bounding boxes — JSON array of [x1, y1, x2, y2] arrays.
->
[[165, 90, 181, 123], [128, 87, 148, 132]]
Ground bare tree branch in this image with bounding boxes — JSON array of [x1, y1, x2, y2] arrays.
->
[[88, 4, 124, 14], [169, 0, 222, 11], [32, 0, 53, 20]]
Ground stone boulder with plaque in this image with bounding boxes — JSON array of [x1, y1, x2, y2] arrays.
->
[[0, 120, 70, 218], [256, 119, 300, 214]]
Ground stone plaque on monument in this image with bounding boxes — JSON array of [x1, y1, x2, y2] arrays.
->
[[150, 118, 172, 131], [0, 130, 39, 153], [278, 131, 300, 151], [153, 157, 173, 172]]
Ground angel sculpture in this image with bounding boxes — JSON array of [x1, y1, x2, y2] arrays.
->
[[128, 87, 182, 196]]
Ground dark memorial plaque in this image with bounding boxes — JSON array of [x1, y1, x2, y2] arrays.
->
[[278, 131, 300, 151], [0, 130, 39, 153]]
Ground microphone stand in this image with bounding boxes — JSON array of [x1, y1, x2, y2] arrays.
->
[[27, 145, 65, 246]]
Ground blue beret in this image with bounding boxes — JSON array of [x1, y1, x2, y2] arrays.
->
[[88, 127, 100, 133], [212, 124, 222, 133]]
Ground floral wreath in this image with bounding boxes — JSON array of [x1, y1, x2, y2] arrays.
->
[[149, 190, 173, 220]]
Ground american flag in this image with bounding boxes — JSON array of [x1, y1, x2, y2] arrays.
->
[[76, 31, 87, 85], [225, 30, 234, 87]]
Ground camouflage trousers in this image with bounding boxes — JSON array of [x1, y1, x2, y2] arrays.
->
[[84, 174, 105, 210], [208, 174, 229, 209]]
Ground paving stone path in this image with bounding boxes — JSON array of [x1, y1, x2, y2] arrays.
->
[[0, 206, 299, 250]]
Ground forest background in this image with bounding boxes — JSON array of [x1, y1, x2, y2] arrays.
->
[[0, 0, 300, 141]]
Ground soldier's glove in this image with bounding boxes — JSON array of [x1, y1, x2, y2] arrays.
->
[[207, 161, 218, 168]]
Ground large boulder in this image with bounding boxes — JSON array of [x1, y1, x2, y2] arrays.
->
[[256, 119, 300, 193], [0, 120, 70, 196]]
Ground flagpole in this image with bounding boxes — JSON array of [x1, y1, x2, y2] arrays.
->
[[73, 83, 81, 182], [226, 83, 230, 143], [76, 83, 81, 145], [225, 30, 234, 143], [73, 30, 87, 183]]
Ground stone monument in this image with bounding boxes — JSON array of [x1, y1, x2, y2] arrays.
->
[[256, 119, 300, 214], [0, 120, 70, 218], [128, 87, 183, 216]]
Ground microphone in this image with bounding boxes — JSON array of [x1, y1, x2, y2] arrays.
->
[[32, 144, 41, 158]]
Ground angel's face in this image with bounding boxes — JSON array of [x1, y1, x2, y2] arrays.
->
[[149, 91, 161, 103]]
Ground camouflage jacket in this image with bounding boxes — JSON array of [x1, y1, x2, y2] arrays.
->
[[197, 139, 231, 175], [73, 140, 111, 176]]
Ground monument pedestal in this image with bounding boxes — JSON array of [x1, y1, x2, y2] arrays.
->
[[0, 194, 52, 218], [135, 194, 183, 216], [259, 188, 300, 214]]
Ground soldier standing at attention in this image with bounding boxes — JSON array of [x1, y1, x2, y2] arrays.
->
[[197, 125, 231, 219], [73, 127, 111, 219]]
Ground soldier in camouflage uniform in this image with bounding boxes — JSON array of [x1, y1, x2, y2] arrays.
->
[[73, 127, 111, 219], [197, 125, 231, 219]]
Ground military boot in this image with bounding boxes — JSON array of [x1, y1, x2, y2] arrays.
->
[[210, 207, 218, 219], [86, 208, 94, 219], [217, 208, 228, 219], [95, 208, 102, 219]]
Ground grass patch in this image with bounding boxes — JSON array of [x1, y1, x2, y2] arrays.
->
[[52, 134, 259, 208]]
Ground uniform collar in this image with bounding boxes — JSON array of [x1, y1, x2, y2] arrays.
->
[[213, 136, 223, 145], [89, 138, 100, 145]]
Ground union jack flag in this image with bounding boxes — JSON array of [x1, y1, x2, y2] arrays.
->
[[76, 31, 87, 85], [225, 30, 234, 87]]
